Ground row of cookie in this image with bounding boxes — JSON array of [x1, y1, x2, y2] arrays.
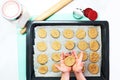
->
[[37, 51, 100, 65], [36, 40, 100, 51], [38, 64, 60, 74], [37, 53, 60, 65], [38, 63, 85, 74], [38, 27, 98, 39], [37, 63, 99, 75]]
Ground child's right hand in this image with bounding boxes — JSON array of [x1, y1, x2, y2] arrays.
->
[[72, 51, 84, 73], [72, 51, 86, 80]]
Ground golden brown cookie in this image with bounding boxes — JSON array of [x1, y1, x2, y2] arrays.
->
[[37, 42, 47, 51], [52, 64, 60, 72], [90, 52, 99, 63], [78, 40, 88, 50], [82, 65, 85, 73], [38, 65, 48, 74], [64, 56, 75, 67], [88, 63, 99, 74], [38, 28, 47, 38], [76, 29, 86, 39], [37, 54, 48, 65], [65, 40, 75, 50], [52, 41, 61, 51], [51, 29, 60, 38], [88, 27, 98, 39], [77, 52, 88, 61], [90, 40, 100, 51], [63, 29, 74, 39], [51, 53, 60, 62]]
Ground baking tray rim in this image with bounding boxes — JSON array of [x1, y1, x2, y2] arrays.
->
[[26, 20, 109, 80]]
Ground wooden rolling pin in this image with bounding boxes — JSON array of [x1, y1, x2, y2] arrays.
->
[[20, 0, 73, 34]]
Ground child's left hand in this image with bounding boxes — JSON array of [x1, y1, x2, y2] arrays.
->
[[55, 52, 71, 73]]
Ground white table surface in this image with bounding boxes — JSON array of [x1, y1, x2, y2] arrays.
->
[[0, 0, 120, 80]]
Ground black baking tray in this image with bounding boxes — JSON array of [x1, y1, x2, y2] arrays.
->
[[26, 21, 109, 80]]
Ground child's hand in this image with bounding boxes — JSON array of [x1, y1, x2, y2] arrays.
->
[[72, 51, 86, 80], [55, 52, 71, 73], [72, 51, 84, 73], [55, 52, 71, 80]]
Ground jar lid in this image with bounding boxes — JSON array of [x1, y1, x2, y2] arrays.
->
[[73, 8, 83, 19], [1, 0, 22, 20]]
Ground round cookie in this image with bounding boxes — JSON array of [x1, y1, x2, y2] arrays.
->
[[77, 52, 88, 61], [64, 56, 75, 67], [37, 54, 48, 65], [82, 65, 85, 73], [90, 40, 99, 51], [37, 42, 47, 51], [76, 29, 86, 39], [90, 52, 99, 63], [63, 29, 74, 39], [52, 64, 60, 72], [38, 28, 47, 38], [65, 40, 75, 50], [38, 65, 48, 74], [51, 29, 60, 38], [78, 40, 88, 50], [52, 41, 61, 51], [88, 27, 98, 39], [88, 63, 99, 74], [52, 53, 60, 62]]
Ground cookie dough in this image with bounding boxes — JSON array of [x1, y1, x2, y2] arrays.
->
[[51, 29, 60, 38], [52, 41, 61, 51], [90, 52, 99, 63], [64, 56, 75, 67], [38, 28, 47, 38], [38, 65, 48, 74], [90, 40, 99, 51], [37, 54, 48, 65], [76, 29, 86, 39], [52, 64, 60, 72], [52, 53, 60, 62], [88, 27, 98, 39], [78, 40, 88, 50], [77, 52, 88, 61], [63, 29, 74, 39], [37, 42, 47, 51], [88, 63, 99, 74], [65, 40, 75, 50]]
